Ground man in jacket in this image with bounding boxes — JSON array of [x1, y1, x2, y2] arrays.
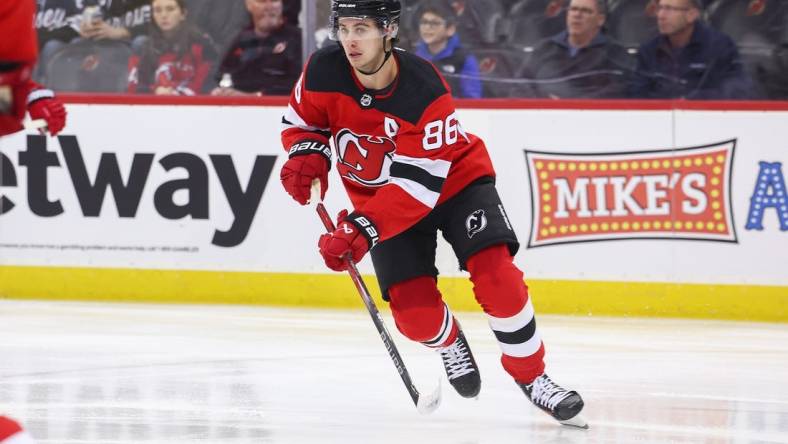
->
[[629, 0, 752, 99], [518, 0, 633, 98], [211, 0, 302, 96]]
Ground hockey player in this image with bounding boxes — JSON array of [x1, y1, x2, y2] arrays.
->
[[1, 0, 67, 138], [279, 0, 586, 427], [0, 416, 37, 444]]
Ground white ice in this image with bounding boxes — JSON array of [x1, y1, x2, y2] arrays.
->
[[1, 299, 787, 443]]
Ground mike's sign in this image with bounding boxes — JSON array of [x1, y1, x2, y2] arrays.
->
[[524, 140, 736, 247]]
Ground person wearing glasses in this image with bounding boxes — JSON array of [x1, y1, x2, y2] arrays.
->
[[413, 0, 482, 98], [517, 0, 633, 98], [629, 0, 752, 99]]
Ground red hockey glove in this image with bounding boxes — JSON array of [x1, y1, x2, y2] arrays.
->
[[280, 140, 331, 205], [318, 210, 379, 271], [27, 89, 67, 136]]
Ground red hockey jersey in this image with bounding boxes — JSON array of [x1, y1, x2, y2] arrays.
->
[[281, 45, 495, 242], [0, 0, 38, 64], [0, 0, 38, 136]]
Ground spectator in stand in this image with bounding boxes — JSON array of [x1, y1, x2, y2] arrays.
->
[[212, 0, 302, 96], [446, 0, 502, 47], [34, 0, 82, 82], [78, 0, 152, 52], [413, 0, 481, 98], [629, 0, 753, 99], [518, 0, 633, 98], [127, 0, 218, 95]]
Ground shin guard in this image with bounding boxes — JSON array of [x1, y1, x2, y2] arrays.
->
[[467, 245, 545, 383], [388, 276, 457, 347]]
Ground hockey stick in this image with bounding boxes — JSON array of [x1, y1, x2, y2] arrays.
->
[[23, 118, 48, 135], [310, 182, 441, 415]]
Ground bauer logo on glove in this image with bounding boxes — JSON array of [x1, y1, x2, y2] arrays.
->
[[317, 210, 378, 271]]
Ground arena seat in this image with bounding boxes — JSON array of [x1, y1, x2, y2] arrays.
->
[[706, 0, 787, 47], [606, 0, 659, 49], [451, 0, 508, 45], [706, 0, 788, 99], [468, 46, 527, 97], [506, 0, 568, 49], [45, 40, 133, 93], [184, 0, 249, 55]]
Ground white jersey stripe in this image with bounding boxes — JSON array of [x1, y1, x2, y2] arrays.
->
[[390, 177, 441, 208], [282, 104, 330, 132], [391, 154, 451, 179]]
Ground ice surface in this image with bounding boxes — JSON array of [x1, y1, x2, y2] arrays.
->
[[1, 300, 787, 443]]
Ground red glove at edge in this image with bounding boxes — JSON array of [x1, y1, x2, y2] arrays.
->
[[27, 88, 67, 136], [318, 210, 379, 271], [0, 65, 33, 136], [280, 141, 331, 205]]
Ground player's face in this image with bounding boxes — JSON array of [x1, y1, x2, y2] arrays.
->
[[566, 0, 604, 40], [337, 17, 387, 72], [418, 12, 455, 47], [152, 0, 185, 34], [246, 0, 284, 33], [656, 0, 699, 36]]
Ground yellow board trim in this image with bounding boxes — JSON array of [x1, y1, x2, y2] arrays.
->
[[0, 266, 785, 322]]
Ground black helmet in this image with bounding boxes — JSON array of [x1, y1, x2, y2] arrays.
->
[[329, 0, 402, 40]]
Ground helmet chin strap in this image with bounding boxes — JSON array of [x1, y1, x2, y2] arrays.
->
[[356, 36, 393, 76]]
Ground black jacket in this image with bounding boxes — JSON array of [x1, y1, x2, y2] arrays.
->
[[629, 21, 753, 99], [216, 23, 302, 95], [519, 30, 634, 99]]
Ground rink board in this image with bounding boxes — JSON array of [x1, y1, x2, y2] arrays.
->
[[0, 99, 786, 321]]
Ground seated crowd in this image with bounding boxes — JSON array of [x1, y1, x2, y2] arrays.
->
[[34, 0, 788, 99]]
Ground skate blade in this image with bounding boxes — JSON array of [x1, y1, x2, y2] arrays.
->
[[559, 413, 589, 429]]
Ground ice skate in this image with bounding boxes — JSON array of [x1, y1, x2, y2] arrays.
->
[[437, 328, 481, 398], [519, 373, 587, 428]]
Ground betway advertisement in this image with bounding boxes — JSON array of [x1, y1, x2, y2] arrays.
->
[[0, 103, 785, 287], [0, 104, 335, 272]]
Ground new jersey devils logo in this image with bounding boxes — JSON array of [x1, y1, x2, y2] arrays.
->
[[336, 129, 396, 186], [466, 209, 488, 238]]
